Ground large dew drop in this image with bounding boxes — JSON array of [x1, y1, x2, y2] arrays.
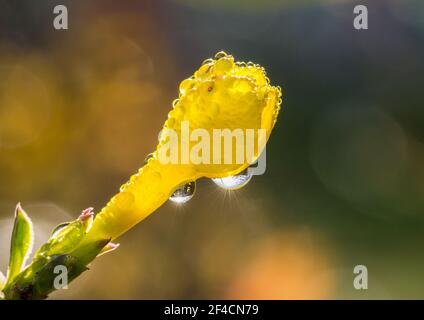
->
[[212, 170, 253, 190], [169, 181, 196, 204]]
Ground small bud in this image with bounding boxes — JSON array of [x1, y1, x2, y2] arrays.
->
[[78, 207, 94, 232]]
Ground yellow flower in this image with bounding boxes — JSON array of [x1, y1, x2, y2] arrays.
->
[[85, 52, 282, 242]]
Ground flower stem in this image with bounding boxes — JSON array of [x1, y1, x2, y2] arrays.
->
[[84, 158, 196, 243]]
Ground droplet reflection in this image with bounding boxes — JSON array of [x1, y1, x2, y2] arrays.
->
[[212, 170, 253, 190], [169, 181, 196, 204]]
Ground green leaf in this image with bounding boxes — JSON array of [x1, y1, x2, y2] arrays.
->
[[6, 203, 34, 285], [51, 222, 71, 236], [34, 220, 85, 259], [3, 239, 110, 300]]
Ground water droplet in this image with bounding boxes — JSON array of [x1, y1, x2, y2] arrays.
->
[[179, 79, 195, 95], [214, 51, 228, 60], [120, 182, 132, 192], [166, 117, 176, 128], [130, 173, 139, 183], [144, 153, 154, 165], [201, 58, 214, 65], [214, 58, 233, 75], [212, 170, 253, 190], [169, 181, 196, 204], [195, 64, 212, 78]]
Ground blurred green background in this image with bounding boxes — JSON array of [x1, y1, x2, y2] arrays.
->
[[1, 0, 424, 299]]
